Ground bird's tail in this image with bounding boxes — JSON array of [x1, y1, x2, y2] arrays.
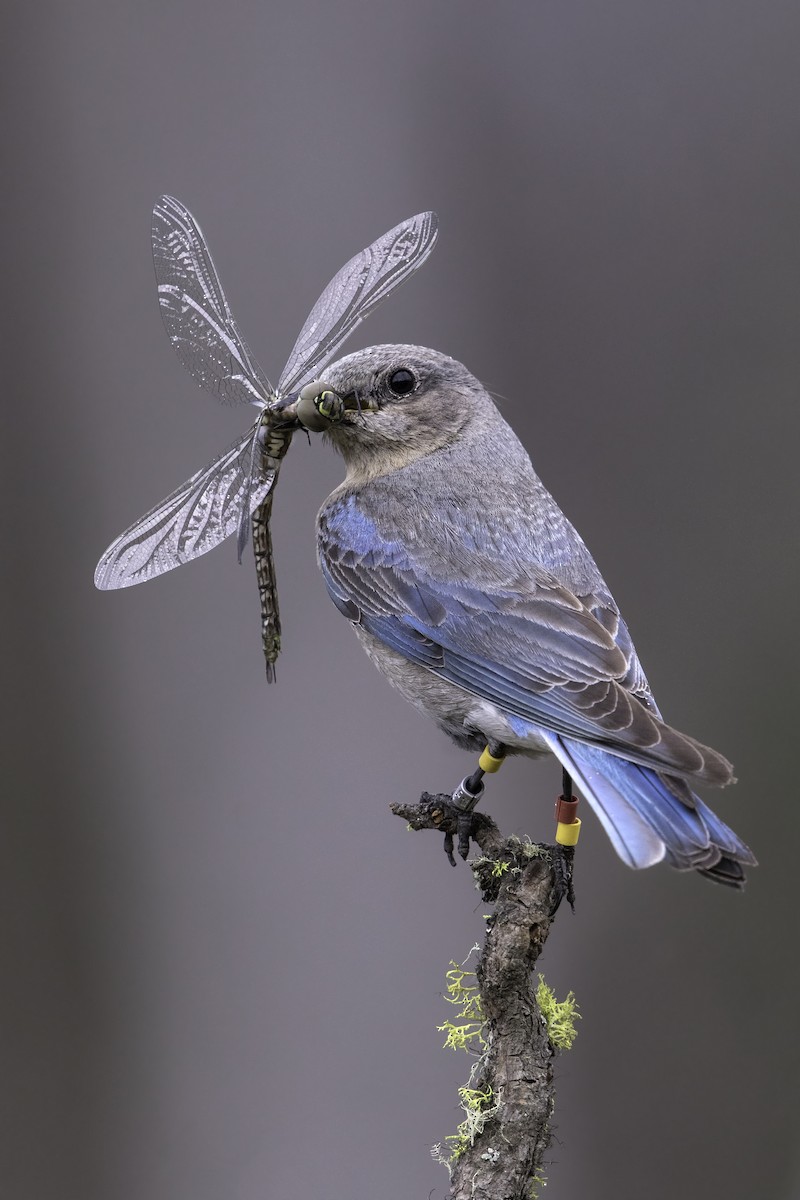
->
[[542, 734, 756, 888]]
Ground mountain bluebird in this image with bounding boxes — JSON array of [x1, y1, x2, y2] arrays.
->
[[311, 344, 755, 886]]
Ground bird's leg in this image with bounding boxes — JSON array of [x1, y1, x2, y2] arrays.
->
[[551, 772, 581, 911], [447, 742, 507, 862]]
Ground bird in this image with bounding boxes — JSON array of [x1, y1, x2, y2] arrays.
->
[[311, 343, 756, 888]]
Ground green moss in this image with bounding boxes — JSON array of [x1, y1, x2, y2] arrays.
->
[[528, 1168, 548, 1197], [434, 955, 498, 1173], [444, 1085, 498, 1160], [536, 974, 580, 1050], [437, 962, 487, 1051]]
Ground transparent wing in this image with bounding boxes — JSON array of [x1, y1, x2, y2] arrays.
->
[[277, 211, 439, 395], [153, 195, 272, 407], [94, 424, 275, 589]]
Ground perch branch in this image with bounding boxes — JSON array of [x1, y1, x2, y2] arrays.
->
[[391, 793, 575, 1200]]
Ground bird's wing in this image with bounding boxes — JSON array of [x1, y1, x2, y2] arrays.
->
[[318, 494, 730, 784]]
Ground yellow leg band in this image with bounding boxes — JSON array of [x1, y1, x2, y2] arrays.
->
[[479, 747, 506, 773], [555, 818, 581, 847]]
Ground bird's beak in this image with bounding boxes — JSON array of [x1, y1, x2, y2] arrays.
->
[[267, 387, 380, 433], [339, 390, 380, 415], [270, 390, 377, 415]]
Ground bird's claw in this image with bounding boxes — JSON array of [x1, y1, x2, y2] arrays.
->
[[550, 844, 576, 914], [443, 810, 479, 866], [457, 810, 474, 860]]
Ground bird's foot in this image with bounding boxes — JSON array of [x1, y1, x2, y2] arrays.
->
[[443, 743, 507, 863], [391, 792, 501, 864], [550, 844, 576, 914], [550, 792, 581, 913], [449, 773, 486, 863], [443, 808, 482, 866]]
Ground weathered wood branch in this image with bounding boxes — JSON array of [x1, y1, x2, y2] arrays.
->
[[391, 793, 574, 1200]]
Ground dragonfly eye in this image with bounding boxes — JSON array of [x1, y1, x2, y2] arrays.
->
[[317, 390, 343, 419], [296, 381, 344, 431]]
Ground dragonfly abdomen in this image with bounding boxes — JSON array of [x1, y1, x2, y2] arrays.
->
[[252, 436, 293, 682]]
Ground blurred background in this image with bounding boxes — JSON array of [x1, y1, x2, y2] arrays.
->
[[3, 1, 799, 1197]]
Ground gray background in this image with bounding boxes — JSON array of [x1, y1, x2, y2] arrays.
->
[[3, 1, 799, 1197]]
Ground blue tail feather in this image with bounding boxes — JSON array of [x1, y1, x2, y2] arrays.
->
[[543, 733, 755, 886]]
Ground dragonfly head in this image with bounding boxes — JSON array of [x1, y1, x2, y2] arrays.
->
[[272, 380, 376, 433], [294, 380, 346, 431]]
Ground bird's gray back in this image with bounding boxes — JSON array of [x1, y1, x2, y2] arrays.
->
[[320, 371, 654, 708]]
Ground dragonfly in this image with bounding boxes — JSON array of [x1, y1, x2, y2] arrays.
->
[[94, 196, 439, 680]]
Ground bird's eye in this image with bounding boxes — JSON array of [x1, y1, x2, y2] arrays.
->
[[387, 368, 417, 397]]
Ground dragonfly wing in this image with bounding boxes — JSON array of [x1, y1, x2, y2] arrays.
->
[[153, 195, 273, 407], [277, 211, 438, 395], [94, 426, 274, 589]]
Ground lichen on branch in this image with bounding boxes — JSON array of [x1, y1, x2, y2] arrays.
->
[[392, 793, 579, 1200]]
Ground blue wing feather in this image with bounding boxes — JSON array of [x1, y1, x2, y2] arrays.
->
[[318, 493, 723, 780]]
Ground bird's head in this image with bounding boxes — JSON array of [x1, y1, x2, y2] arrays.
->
[[294, 345, 496, 479]]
